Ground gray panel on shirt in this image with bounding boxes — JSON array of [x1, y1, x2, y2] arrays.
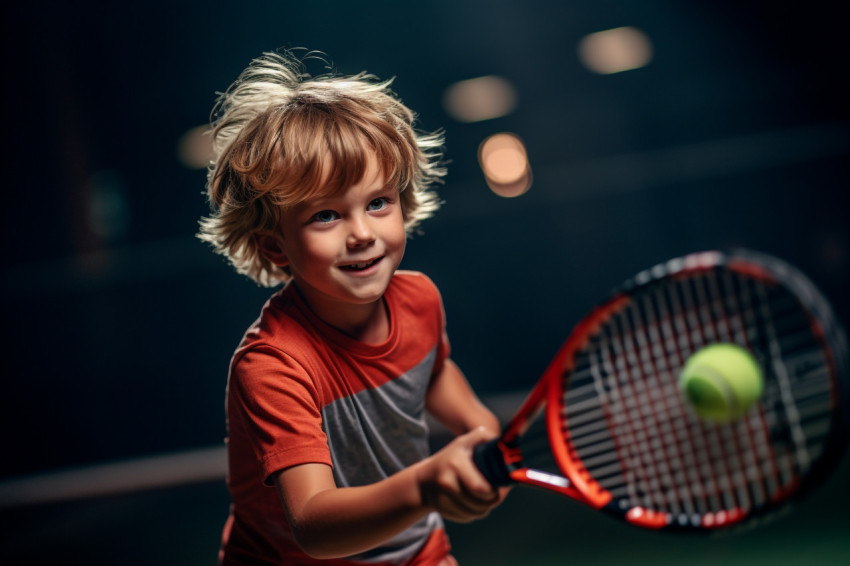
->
[[322, 346, 444, 563]]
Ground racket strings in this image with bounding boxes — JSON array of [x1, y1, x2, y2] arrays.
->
[[681, 268, 771, 511], [516, 414, 567, 476], [558, 266, 834, 527]]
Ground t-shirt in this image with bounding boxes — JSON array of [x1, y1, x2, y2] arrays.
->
[[220, 271, 452, 565]]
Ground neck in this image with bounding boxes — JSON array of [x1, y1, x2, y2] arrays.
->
[[295, 286, 390, 344], [345, 302, 390, 344]]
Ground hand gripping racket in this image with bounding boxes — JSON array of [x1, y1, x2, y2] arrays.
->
[[473, 249, 848, 531]]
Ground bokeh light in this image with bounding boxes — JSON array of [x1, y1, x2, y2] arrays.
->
[[578, 26, 653, 74], [177, 125, 214, 170], [478, 133, 532, 197], [443, 75, 518, 123]]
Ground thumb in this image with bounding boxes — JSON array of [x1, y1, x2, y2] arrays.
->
[[455, 426, 498, 450], [459, 426, 498, 447], [458, 427, 502, 496]]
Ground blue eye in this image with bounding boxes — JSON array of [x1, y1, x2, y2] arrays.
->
[[311, 210, 339, 224], [367, 197, 389, 211]]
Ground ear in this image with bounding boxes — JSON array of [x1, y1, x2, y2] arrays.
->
[[255, 231, 289, 267]]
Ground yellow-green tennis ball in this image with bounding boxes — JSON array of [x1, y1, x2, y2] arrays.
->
[[679, 343, 764, 422]]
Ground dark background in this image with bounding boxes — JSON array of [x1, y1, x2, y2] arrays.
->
[[1, 0, 848, 563]]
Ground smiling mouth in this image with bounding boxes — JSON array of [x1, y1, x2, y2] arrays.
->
[[339, 257, 383, 272]]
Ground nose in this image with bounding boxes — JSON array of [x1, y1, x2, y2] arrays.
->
[[347, 214, 375, 248]]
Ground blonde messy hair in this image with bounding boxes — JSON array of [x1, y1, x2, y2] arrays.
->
[[197, 50, 446, 286]]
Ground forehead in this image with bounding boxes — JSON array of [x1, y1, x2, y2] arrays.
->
[[279, 162, 400, 233], [309, 151, 391, 200], [272, 97, 411, 203], [304, 146, 393, 202]]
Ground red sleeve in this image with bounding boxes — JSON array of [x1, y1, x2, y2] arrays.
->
[[433, 283, 451, 378], [229, 345, 333, 485], [392, 271, 452, 379]]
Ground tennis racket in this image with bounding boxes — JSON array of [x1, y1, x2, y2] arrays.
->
[[473, 249, 848, 531]]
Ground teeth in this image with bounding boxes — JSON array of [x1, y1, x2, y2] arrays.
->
[[342, 258, 379, 270]]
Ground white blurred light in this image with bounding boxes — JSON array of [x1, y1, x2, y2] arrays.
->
[[177, 125, 214, 169], [443, 75, 518, 123], [578, 26, 653, 74], [478, 133, 532, 198]]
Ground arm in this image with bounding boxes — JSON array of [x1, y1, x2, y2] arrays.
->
[[274, 426, 499, 559], [426, 358, 501, 436]]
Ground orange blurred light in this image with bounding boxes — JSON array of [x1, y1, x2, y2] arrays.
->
[[478, 133, 532, 198], [578, 26, 653, 75], [443, 75, 518, 123], [177, 125, 214, 169]]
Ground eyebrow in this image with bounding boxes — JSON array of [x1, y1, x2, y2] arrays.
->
[[304, 180, 397, 210]]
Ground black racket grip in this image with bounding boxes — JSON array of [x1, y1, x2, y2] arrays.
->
[[472, 439, 514, 487]]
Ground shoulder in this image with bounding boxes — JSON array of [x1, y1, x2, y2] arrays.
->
[[229, 332, 326, 411], [231, 286, 328, 377], [386, 270, 446, 329], [390, 270, 442, 300]]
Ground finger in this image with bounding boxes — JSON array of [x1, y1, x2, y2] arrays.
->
[[434, 468, 497, 518], [459, 453, 500, 497], [458, 466, 499, 499], [437, 493, 496, 522]]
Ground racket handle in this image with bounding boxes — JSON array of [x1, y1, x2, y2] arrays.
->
[[473, 439, 513, 487]]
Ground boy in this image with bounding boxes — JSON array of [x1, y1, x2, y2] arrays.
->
[[198, 50, 504, 565]]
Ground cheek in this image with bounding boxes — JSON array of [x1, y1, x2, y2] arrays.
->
[[385, 217, 407, 252], [390, 232, 407, 258], [283, 230, 335, 268], [300, 234, 340, 263]]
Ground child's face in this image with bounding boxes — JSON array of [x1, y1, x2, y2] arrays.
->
[[276, 155, 406, 314]]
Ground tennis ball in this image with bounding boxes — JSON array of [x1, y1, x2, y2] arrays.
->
[[679, 343, 764, 422]]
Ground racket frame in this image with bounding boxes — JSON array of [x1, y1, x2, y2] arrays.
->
[[474, 249, 848, 531]]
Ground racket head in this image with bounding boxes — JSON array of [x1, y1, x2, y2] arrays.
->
[[503, 249, 849, 531]]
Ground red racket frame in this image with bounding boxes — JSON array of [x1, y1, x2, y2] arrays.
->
[[475, 249, 848, 531]]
